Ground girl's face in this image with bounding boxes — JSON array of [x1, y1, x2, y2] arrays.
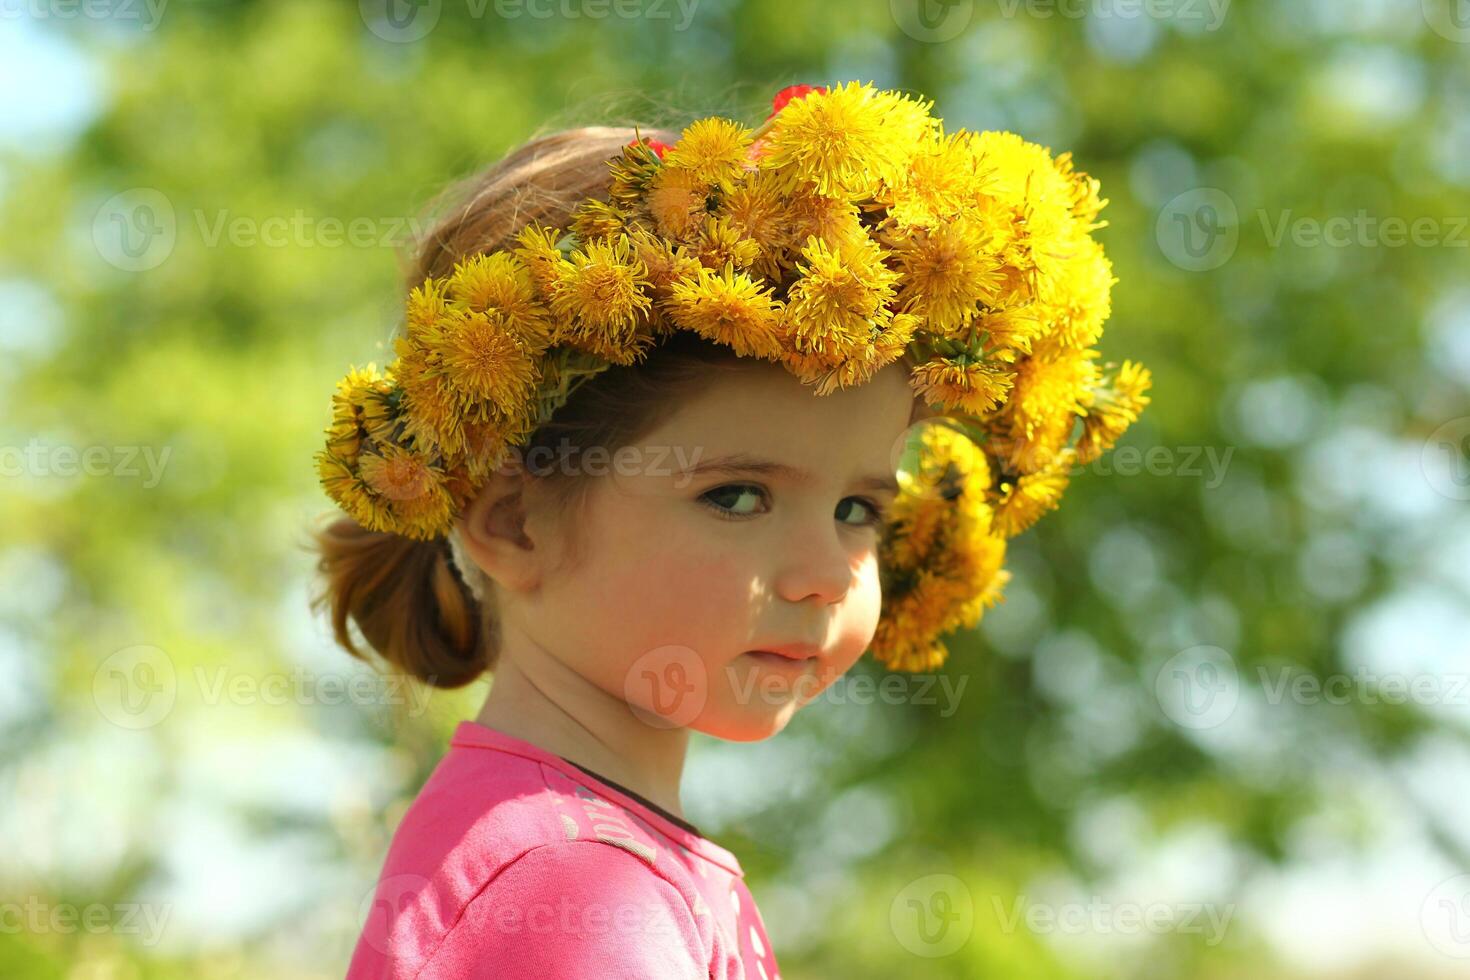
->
[[522, 359, 918, 742]]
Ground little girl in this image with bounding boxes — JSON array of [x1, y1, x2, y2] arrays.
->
[[311, 81, 1149, 978]]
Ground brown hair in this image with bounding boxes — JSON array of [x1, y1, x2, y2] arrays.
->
[[309, 124, 764, 690]]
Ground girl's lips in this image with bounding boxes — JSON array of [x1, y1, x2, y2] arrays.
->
[[744, 650, 815, 668]]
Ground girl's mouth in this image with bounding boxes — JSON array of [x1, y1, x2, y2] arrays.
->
[[743, 649, 816, 668]]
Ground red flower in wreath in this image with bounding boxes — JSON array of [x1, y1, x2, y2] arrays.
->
[[767, 83, 828, 118], [626, 137, 673, 159]]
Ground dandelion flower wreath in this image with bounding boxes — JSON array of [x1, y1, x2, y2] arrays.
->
[[316, 80, 1152, 673]]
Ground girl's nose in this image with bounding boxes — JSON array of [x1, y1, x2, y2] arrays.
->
[[770, 522, 859, 606]]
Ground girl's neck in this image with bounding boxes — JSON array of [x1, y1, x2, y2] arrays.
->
[[473, 644, 692, 820]]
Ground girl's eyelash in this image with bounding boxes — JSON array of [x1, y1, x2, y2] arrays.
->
[[698, 483, 888, 528]]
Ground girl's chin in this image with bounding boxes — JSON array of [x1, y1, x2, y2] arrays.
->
[[693, 705, 801, 743]]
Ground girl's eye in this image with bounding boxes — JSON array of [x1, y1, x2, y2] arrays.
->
[[699, 484, 767, 519], [699, 484, 888, 529], [837, 496, 887, 529]]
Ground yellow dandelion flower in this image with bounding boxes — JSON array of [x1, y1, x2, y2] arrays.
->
[[1022, 208, 1084, 296], [883, 420, 993, 567], [991, 411, 1074, 476], [1076, 360, 1152, 464], [1053, 150, 1109, 230], [549, 235, 656, 365], [974, 130, 1077, 217], [909, 356, 1016, 416], [892, 219, 1007, 335], [626, 224, 701, 291], [445, 251, 553, 349], [405, 278, 450, 342], [1007, 341, 1098, 441], [432, 307, 543, 419], [358, 442, 439, 504], [797, 310, 919, 395], [393, 338, 464, 455], [388, 468, 456, 539], [784, 233, 902, 354], [784, 185, 863, 256], [457, 417, 523, 481], [665, 263, 785, 359], [339, 442, 455, 540], [870, 421, 1009, 671], [317, 452, 395, 531], [662, 117, 753, 186], [571, 200, 635, 244], [882, 128, 995, 228], [1043, 236, 1115, 349], [870, 536, 1009, 673], [550, 235, 652, 329], [693, 215, 762, 272], [780, 346, 842, 385], [511, 222, 573, 298], [607, 136, 668, 211], [646, 164, 710, 240], [717, 168, 788, 267], [759, 80, 938, 201], [322, 363, 394, 460], [992, 448, 1075, 538], [625, 227, 703, 341], [977, 306, 1047, 359]]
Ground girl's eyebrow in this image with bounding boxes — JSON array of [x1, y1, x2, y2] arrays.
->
[[684, 452, 900, 495]]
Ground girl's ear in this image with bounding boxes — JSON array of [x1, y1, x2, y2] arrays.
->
[[455, 462, 545, 596]]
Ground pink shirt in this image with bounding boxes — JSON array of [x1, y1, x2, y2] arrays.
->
[[344, 720, 783, 979]]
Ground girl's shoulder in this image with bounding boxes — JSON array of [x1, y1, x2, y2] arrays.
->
[[345, 721, 779, 980]]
